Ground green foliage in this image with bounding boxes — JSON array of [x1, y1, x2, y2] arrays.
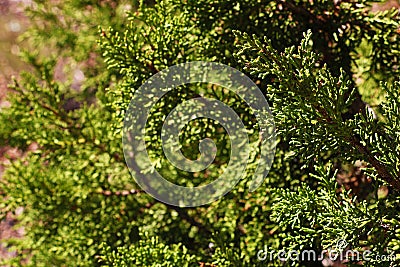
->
[[234, 29, 400, 189], [0, 0, 399, 266], [99, 234, 197, 266], [233, 6, 400, 267]]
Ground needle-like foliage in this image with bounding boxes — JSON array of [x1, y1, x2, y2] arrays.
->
[[0, 0, 399, 266]]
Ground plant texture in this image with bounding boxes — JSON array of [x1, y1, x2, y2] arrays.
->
[[0, 0, 399, 266]]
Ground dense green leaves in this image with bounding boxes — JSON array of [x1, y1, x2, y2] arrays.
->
[[99, 234, 197, 267], [1, 0, 400, 266]]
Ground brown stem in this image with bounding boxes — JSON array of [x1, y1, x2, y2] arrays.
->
[[347, 135, 400, 191], [313, 101, 399, 190]]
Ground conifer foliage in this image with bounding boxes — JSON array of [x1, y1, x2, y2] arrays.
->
[[0, 0, 399, 266]]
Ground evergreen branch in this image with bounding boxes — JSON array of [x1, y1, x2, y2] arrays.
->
[[308, 92, 399, 190], [347, 135, 400, 190], [234, 30, 400, 192], [122, 142, 212, 236]]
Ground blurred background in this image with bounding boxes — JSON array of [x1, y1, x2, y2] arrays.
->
[[0, 0, 30, 261]]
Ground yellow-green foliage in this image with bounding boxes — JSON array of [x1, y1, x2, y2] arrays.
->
[[1, 0, 399, 266]]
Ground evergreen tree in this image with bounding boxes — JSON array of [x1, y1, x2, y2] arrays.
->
[[0, 0, 399, 266]]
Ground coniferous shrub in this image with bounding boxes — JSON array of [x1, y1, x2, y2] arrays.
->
[[0, 0, 399, 266]]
